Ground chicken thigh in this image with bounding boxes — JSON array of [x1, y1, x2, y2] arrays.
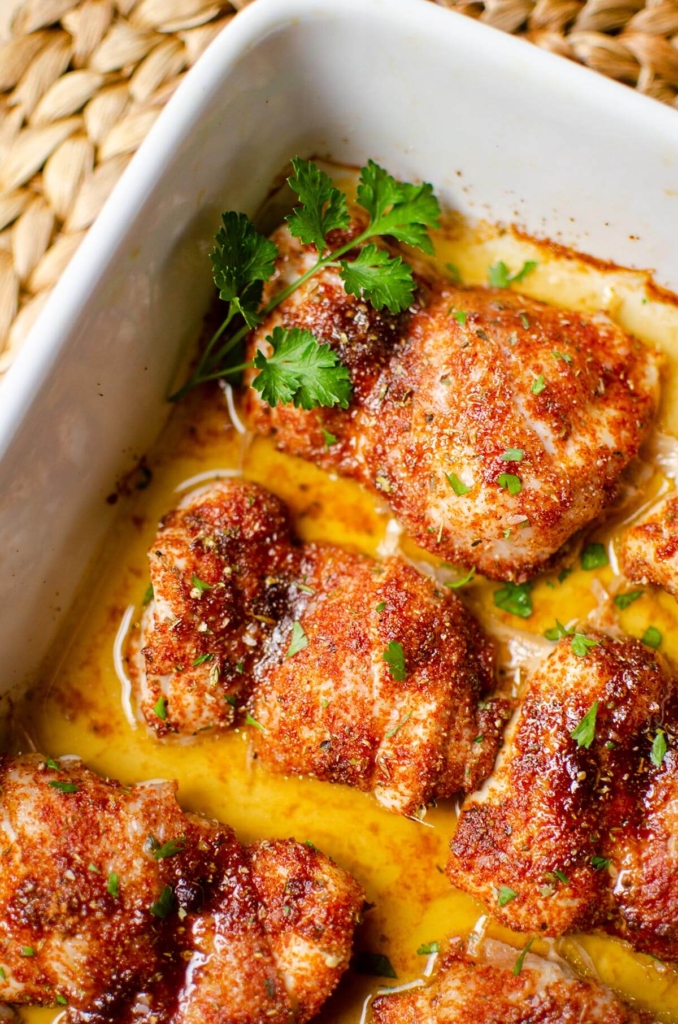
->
[[0, 753, 363, 1022], [243, 226, 660, 582], [447, 633, 678, 961], [621, 490, 678, 598], [129, 480, 506, 817]]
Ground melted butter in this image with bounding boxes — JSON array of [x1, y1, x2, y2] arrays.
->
[[15, 209, 678, 1023]]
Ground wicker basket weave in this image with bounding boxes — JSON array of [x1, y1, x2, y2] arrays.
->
[[0, 0, 676, 376]]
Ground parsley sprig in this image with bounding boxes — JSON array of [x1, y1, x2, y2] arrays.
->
[[171, 159, 440, 406]]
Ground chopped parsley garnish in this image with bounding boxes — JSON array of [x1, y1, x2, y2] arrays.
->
[[519, 313, 530, 329], [245, 713, 266, 733], [143, 582, 154, 605], [191, 574, 212, 594], [44, 757, 59, 770], [385, 711, 412, 739], [614, 590, 643, 610], [321, 429, 337, 449], [417, 941, 440, 955], [452, 310, 467, 325], [497, 885, 518, 906], [150, 885, 174, 919], [581, 543, 608, 570], [493, 581, 533, 619], [107, 873, 119, 898], [498, 472, 522, 495], [446, 471, 471, 496], [21, 947, 35, 958], [304, 840, 319, 851], [382, 641, 406, 681], [192, 652, 214, 666], [488, 260, 537, 288], [0, 967, 5, 980], [571, 700, 598, 749], [88, 863, 100, 873], [446, 262, 462, 282], [376, 601, 386, 612], [553, 349, 572, 365], [531, 374, 546, 395], [445, 567, 476, 589], [153, 696, 168, 721], [49, 781, 78, 793], [651, 730, 667, 768], [513, 938, 534, 976], [353, 951, 397, 978], [642, 626, 662, 650], [591, 856, 610, 871], [553, 869, 569, 885], [56, 995, 67, 1006], [153, 837, 186, 860], [286, 620, 309, 658], [501, 448, 524, 462], [225, 694, 238, 706], [172, 158, 440, 405], [235, 660, 244, 674], [571, 634, 600, 658], [544, 620, 573, 641]]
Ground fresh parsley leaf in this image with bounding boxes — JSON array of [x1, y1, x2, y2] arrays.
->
[[153, 837, 186, 860], [210, 211, 278, 327], [571, 700, 598, 748], [642, 626, 662, 649], [44, 757, 59, 770], [498, 472, 522, 495], [153, 696, 167, 721], [614, 591, 643, 610], [286, 621, 309, 658], [107, 872, 119, 897], [286, 158, 350, 253], [519, 313, 530, 329], [253, 326, 352, 410], [225, 693, 238, 706], [544, 620, 574, 641], [417, 942, 440, 955], [353, 951, 397, 979], [383, 641, 406, 681], [192, 653, 214, 666], [56, 995, 67, 1005], [497, 885, 518, 907], [356, 160, 441, 254], [447, 472, 471, 496], [501, 448, 524, 462], [494, 581, 533, 618], [191, 574, 211, 594], [591, 856, 610, 871], [21, 947, 35, 957], [513, 938, 534, 976], [150, 885, 174, 919], [531, 374, 546, 395], [445, 567, 476, 589], [453, 309, 467, 325], [376, 601, 387, 612], [385, 711, 412, 739], [488, 261, 537, 288], [143, 582, 154, 605], [553, 869, 569, 885], [571, 633, 599, 658], [553, 349, 572, 364], [245, 712, 266, 732], [581, 543, 608, 570], [651, 730, 667, 768], [340, 244, 415, 314], [321, 429, 337, 449], [49, 781, 78, 793]]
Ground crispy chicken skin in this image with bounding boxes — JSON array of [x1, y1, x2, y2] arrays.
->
[[242, 226, 661, 582], [370, 938, 652, 1024], [447, 634, 678, 961], [621, 491, 678, 598], [130, 480, 506, 817], [0, 753, 364, 1022]]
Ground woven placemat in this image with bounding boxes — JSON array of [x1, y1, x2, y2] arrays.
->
[[0, 0, 676, 377]]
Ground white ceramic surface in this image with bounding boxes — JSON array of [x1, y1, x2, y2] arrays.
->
[[1, 0, 678, 694]]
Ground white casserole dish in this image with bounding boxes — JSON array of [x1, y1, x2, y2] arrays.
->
[[1, 0, 678, 697]]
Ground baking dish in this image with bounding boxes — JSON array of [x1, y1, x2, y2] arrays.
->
[[1, 0, 678, 704]]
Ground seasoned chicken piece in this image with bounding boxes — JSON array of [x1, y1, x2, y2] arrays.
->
[[621, 490, 678, 598], [130, 480, 506, 817], [243, 226, 661, 582], [371, 938, 652, 1023], [0, 753, 363, 1022], [447, 633, 678, 961]]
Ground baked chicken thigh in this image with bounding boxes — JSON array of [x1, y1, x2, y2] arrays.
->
[[130, 480, 506, 817], [371, 938, 652, 1024], [447, 633, 678, 961], [243, 226, 660, 582], [621, 490, 678, 598], [0, 753, 363, 1022]]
